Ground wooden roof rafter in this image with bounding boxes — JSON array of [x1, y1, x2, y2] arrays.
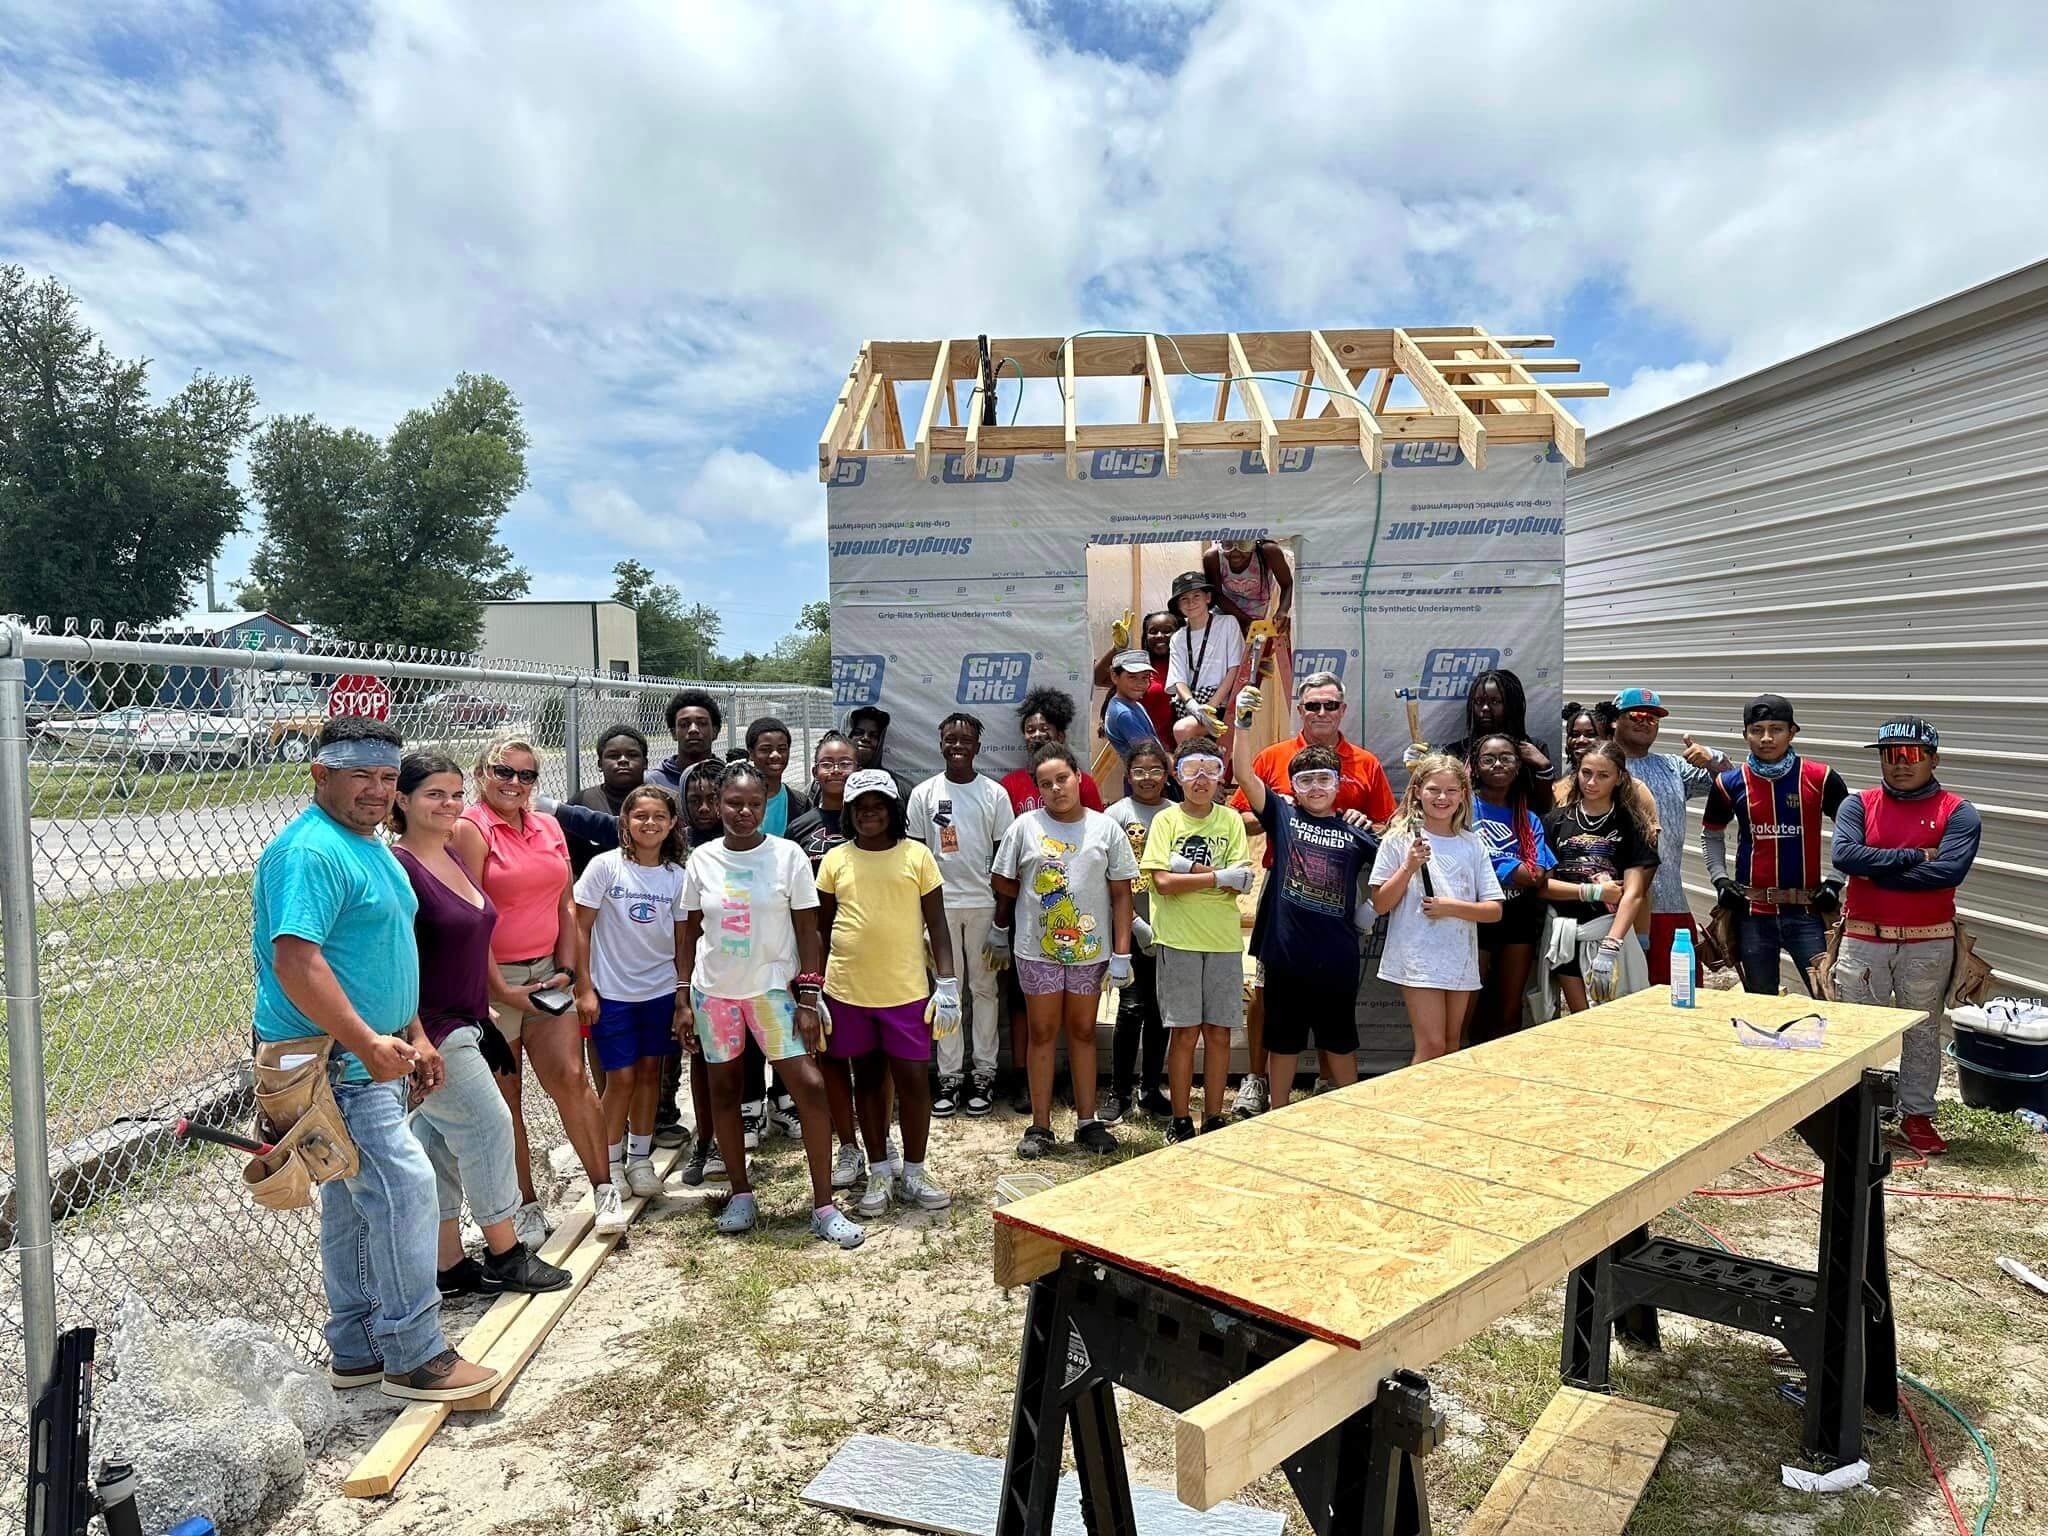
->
[[820, 327, 1606, 481]]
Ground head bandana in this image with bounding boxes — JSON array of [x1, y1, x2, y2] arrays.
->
[[314, 739, 401, 770]]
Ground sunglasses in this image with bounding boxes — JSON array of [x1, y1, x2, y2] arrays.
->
[[1291, 771, 1339, 792], [487, 764, 540, 785], [1880, 745, 1928, 764], [1624, 709, 1663, 724], [1299, 700, 1344, 714], [1177, 757, 1225, 780]]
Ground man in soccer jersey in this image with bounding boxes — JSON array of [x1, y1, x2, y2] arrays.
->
[[1701, 694, 1850, 995]]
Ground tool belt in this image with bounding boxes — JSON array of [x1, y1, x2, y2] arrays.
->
[[1740, 884, 1817, 906], [1812, 917, 1992, 1009], [242, 1036, 360, 1211], [1842, 918, 1955, 942]]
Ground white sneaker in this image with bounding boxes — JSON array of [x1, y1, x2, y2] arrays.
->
[[857, 1168, 892, 1217], [832, 1142, 866, 1190], [625, 1157, 663, 1199], [812, 1206, 866, 1249], [512, 1201, 550, 1250], [1233, 1074, 1269, 1119], [770, 1095, 803, 1139], [593, 1182, 628, 1235], [741, 1099, 764, 1151], [608, 1160, 626, 1194], [703, 1148, 727, 1180], [899, 1169, 953, 1210], [884, 1134, 903, 1178]]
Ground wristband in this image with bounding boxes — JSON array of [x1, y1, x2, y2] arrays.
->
[[1599, 936, 1623, 951], [1580, 883, 1601, 906], [793, 972, 825, 992]]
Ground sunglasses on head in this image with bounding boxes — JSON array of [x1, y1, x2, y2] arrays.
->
[[1881, 745, 1928, 764], [487, 763, 540, 785], [1299, 700, 1343, 714]]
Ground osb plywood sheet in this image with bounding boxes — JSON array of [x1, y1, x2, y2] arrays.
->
[[1463, 1387, 1677, 1536], [995, 989, 1916, 1348]]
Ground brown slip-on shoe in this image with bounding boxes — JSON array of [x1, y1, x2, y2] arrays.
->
[[329, 1361, 383, 1390], [380, 1348, 500, 1404]]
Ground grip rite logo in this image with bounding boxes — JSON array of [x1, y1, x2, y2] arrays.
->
[[827, 459, 867, 487], [1240, 446, 1314, 474], [1089, 448, 1164, 480], [1420, 647, 1499, 700], [1387, 441, 1466, 469], [957, 652, 1031, 705], [831, 654, 886, 707], [1292, 649, 1346, 680], [939, 454, 1014, 484]]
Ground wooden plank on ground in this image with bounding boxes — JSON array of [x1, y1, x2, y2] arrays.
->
[[343, 1147, 681, 1497], [1464, 1387, 1677, 1536]]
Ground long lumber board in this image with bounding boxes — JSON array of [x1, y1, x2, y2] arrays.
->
[[343, 1144, 682, 1497], [992, 989, 1921, 1507]]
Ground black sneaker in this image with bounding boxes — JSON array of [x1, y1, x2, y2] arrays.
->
[[1097, 1091, 1126, 1126], [1010, 1077, 1034, 1116], [680, 1141, 711, 1187], [932, 1074, 964, 1118], [965, 1073, 995, 1117], [652, 1112, 688, 1149], [437, 1256, 487, 1298], [1016, 1124, 1057, 1160], [1074, 1119, 1119, 1155], [482, 1243, 572, 1295], [1137, 1087, 1172, 1118], [1200, 1116, 1230, 1135], [1166, 1116, 1197, 1144]]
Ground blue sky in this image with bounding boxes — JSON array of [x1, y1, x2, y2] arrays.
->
[[6, 1, 2046, 651]]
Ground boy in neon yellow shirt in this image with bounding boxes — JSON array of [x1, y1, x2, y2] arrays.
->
[[1139, 736, 1252, 1140]]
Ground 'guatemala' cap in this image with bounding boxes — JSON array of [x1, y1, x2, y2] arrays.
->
[[1743, 694, 1798, 729], [1111, 649, 1155, 674], [844, 768, 900, 801], [1611, 686, 1667, 717], [1865, 716, 1939, 750]]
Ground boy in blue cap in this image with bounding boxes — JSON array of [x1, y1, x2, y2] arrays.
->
[[1610, 687, 1731, 983]]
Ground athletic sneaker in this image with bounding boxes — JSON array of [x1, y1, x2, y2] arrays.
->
[[715, 1191, 759, 1235], [481, 1243, 571, 1295], [1010, 1076, 1034, 1116], [898, 1169, 953, 1210], [885, 1134, 903, 1178], [770, 1095, 803, 1139], [832, 1142, 866, 1190], [1233, 1074, 1269, 1119], [1166, 1116, 1197, 1144], [593, 1182, 628, 1235], [1096, 1092, 1126, 1126], [932, 1074, 964, 1118], [329, 1361, 383, 1390], [512, 1201, 550, 1251], [741, 1100, 765, 1150], [1894, 1114, 1949, 1156], [858, 1168, 893, 1217], [437, 1255, 487, 1298], [966, 1072, 996, 1117], [1017, 1123, 1057, 1160], [625, 1157, 664, 1199], [652, 1111, 689, 1149], [704, 1148, 727, 1180], [1136, 1087, 1172, 1118], [812, 1206, 867, 1249], [381, 1349, 499, 1404], [608, 1160, 627, 1197], [1201, 1117, 1230, 1135], [680, 1142, 711, 1187], [1074, 1119, 1119, 1155]]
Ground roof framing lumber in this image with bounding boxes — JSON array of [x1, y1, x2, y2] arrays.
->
[[963, 382, 985, 478], [1393, 327, 1486, 468], [1309, 329, 1383, 470], [1145, 332, 1180, 476], [912, 340, 951, 478], [817, 342, 873, 481], [1226, 333, 1279, 471], [1062, 342, 1078, 478], [1456, 326, 1589, 467]]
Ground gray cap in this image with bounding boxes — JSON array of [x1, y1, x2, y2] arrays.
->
[[1111, 649, 1155, 674]]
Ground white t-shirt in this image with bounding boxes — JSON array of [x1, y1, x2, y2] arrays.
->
[[573, 849, 688, 1003], [993, 808, 1140, 967], [906, 772, 1015, 911], [678, 836, 820, 1000], [1165, 615, 1245, 704], [1369, 827, 1503, 992]]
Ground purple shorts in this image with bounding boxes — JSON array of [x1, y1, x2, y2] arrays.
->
[[1016, 958, 1108, 997], [824, 995, 931, 1063]]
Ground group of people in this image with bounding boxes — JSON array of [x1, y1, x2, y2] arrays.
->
[[250, 646, 1980, 1400]]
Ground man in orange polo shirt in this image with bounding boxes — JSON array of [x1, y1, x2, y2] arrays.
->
[[1227, 669, 1396, 1116]]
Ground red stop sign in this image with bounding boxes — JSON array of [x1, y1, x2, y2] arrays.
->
[[328, 674, 392, 721]]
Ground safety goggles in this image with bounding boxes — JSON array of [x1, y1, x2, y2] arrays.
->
[[1290, 770, 1340, 793], [1176, 756, 1225, 781], [487, 763, 540, 785], [1880, 745, 1928, 765], [1299, 700, 1344, 715]]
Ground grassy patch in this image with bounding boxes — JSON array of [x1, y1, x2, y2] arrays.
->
[[28, 761, 304, 819]]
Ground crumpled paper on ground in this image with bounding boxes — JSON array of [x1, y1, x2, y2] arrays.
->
[[1781, 1459, 1870, 1493], [94, 1294, 339, 1533]]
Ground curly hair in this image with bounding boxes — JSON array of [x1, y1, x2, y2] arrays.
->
[[1016, 687, 1077, 734]]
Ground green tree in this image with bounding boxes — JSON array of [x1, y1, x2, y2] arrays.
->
[[247, 373, 529, 651], [763, 599, 830, 687], [610, 558, 723, 678], [0, 266, 256, 626]]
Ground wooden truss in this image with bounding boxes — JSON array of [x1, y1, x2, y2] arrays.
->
[[818, 326, 1607, 482]]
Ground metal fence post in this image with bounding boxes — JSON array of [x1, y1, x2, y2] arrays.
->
[[0, 639, 58, 1406], [563, 680, 583, 798]]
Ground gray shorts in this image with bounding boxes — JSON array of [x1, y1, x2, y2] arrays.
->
[[1157, 946, 1246, 1030]]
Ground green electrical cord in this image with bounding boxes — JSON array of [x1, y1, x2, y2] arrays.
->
[[1899, 1372, 1999, 1534]]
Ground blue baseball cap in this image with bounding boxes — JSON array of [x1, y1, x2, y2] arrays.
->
[[1866, 716, 1938, 750], [1611, 687, 1667, 718]]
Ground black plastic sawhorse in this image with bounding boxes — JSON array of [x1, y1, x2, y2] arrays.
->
[[995, 1253, 1444, 1536], [1562, 1066, 1900, 1465]]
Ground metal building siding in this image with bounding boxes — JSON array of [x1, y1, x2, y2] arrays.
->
[[1566, 261, 2048, 993]]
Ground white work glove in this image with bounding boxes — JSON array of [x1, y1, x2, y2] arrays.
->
[[1214, 865, 1254, 893], [1131, 915, 1156, 955], [1169, 854, 1196, 875], [1352, 901, 1377, 938], [812, 993, 834, 1042], [925, 977, 963, 1039], [1234, 685, 1262, 729], [1106, 952, 1134, 991], [1588, 943, 1619, 1005], [982, 925, 1013, 971]]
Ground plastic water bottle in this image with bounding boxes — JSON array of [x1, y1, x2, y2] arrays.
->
[[1670, 928, 1697, 1008], [2017, 1109, 2048, 1134]]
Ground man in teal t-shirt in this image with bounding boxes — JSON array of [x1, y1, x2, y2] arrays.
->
[[251, 717, 496, 1404]]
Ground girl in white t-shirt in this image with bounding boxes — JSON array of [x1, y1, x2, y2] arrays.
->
[[573, 786, 689, 1206], [1368, 754, 1504, 1063], [676, 762, 864, 1248]]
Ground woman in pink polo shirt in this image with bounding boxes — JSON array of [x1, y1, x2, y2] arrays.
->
[[453, 735, 618, 1243]]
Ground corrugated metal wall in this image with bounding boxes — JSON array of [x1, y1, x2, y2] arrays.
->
[[1565, 261, 2048, 993]]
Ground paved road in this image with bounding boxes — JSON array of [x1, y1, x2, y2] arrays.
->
[[28, 795, 306, 900]]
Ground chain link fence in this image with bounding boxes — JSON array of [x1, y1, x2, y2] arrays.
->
[[0, 615, 833, 1514]]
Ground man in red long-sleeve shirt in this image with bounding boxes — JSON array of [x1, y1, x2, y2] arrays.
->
[[1829, 716, 1982, 1157]]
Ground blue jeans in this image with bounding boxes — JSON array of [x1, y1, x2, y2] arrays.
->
[[1738, 909, 1829, 997], [322, 1077, 447, 1375], [410, 1026, 522, 1229]]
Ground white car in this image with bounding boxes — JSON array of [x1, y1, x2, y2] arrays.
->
[[39, 707, 258, 770]]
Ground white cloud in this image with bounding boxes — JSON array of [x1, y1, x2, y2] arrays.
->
[[677, 447, 825, 547], [566, 481, 708, 558]]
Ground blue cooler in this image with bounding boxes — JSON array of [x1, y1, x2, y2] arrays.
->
[[1948, 1002, 2048, 1115]]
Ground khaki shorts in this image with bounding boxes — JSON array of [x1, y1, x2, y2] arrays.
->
[[490, 954, 563, 1044]]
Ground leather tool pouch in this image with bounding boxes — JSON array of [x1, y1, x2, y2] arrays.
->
[[246, 1036, 360, 1209]]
